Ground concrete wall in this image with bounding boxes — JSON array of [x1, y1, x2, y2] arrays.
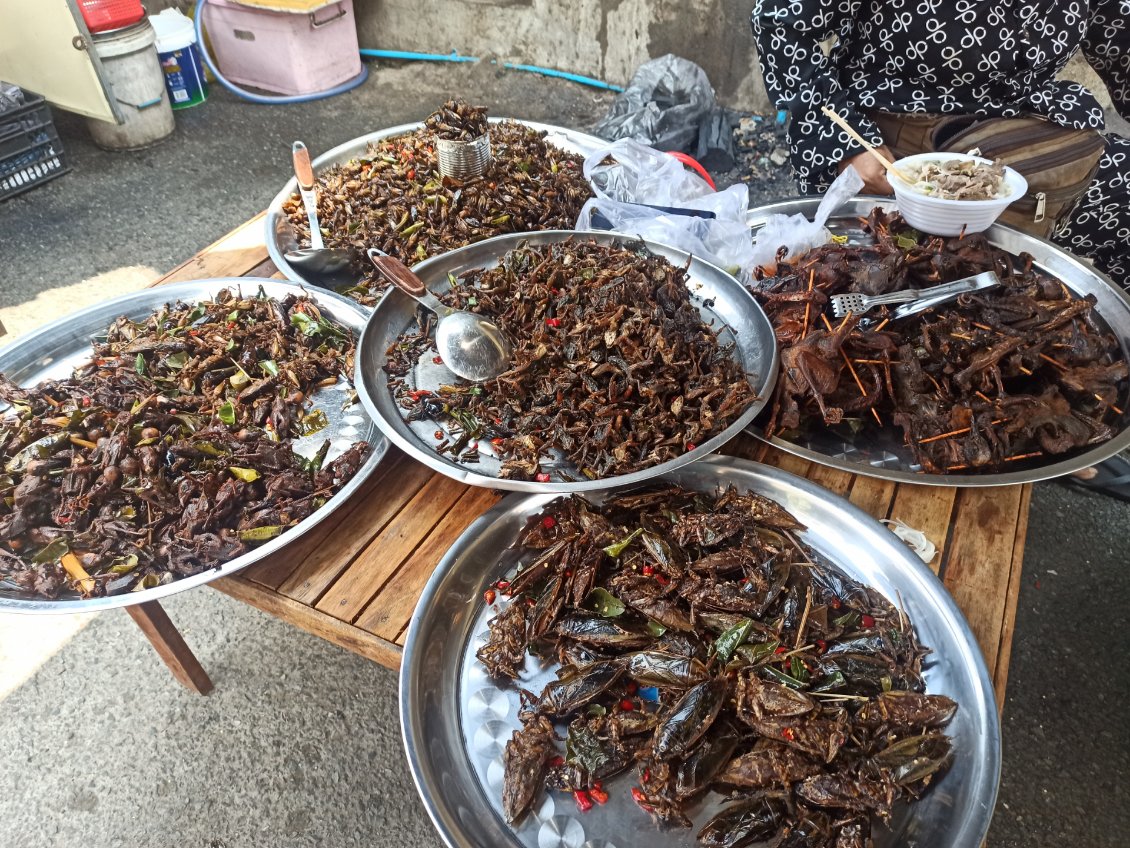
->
[[351, 0, 771, 111]]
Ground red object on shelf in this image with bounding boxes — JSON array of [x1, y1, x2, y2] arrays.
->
[[78, 0, 145, 33]]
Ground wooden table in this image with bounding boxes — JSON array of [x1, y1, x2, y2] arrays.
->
[[134, 215, 1031, 712]]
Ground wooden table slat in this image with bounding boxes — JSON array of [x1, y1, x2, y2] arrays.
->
[[277, 451, 434, 605], [313, 472, 469, 620], [940, 485, 1027, 676], [846, 476, 898, 521], [355, 486, 503, 640], [157, 212, 270, 285]]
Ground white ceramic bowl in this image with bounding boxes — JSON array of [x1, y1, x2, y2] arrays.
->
[[890, 152, 1028, 236]]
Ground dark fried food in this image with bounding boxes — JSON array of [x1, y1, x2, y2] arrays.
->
[[281, 103, 592, 304], [476, 483, 958, 843], [0, 288, 369, 598], [751, 209, 1127, 473], [386, 239, 756, 480]]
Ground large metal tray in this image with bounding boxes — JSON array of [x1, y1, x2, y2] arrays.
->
[[746, 197, 1130, 486], [400, 455, 1001, 848], [354, 230, 779, 492], [265, 119, 608, 286], [0, 279, 388, 613]]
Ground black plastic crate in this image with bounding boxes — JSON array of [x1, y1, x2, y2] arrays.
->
[[0, 92, 69, 201]]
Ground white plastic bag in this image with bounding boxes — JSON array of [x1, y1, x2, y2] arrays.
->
[[576, 139, 757, 280], [748, 166, 865, 273]]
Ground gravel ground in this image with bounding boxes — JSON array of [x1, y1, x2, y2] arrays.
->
[[0, 61, 1127, 848]]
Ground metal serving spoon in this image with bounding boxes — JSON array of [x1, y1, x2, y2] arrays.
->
[[367, 248, 512, 382], [283, 140, 357, 291]]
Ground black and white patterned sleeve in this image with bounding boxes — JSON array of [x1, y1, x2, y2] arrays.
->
[[751, 0, 883, 192], [1083, 0, 1130, 118]]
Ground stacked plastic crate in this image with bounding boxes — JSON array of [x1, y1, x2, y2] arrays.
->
[[0, 85, 69, 201]]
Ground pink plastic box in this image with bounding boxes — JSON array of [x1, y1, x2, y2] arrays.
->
[[203, 0, 362, 96]]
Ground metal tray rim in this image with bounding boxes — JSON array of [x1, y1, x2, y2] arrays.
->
[[355, 229, 780, 493], [746, 196, 1130, 486], [264, 118, 609, 285], [0, 278, 389, 613], [400, 454, 1001, 848]]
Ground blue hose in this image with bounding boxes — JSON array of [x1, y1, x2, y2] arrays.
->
[[194, 0, 369, 104], [194, 1, 622, 104]]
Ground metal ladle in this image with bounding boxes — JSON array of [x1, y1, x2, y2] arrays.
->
[[367, 248, 512, 382], [283, 140, 357, 291]]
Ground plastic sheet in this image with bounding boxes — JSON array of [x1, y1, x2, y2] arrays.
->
[[748, 165, 865, 273], [576, 139, 757, 280], [592, 54, 715, 152]]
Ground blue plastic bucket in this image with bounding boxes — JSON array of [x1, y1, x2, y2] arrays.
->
[[150, 9, 207, 109]]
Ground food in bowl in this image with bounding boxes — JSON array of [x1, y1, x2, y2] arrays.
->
[[476, 483, 958, 841], [898, 157, 1006, 201]]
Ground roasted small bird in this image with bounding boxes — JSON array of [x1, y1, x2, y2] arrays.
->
[[476, 484, 958, 844]]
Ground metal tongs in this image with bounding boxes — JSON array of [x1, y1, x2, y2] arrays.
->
[[830, 271, 1001, 320]]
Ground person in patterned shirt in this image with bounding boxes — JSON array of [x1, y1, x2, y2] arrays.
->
[[752, 0, 1130, 291]]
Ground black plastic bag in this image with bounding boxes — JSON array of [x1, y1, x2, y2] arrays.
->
[[593, 55, 716, 152], [695, 106, 740, 172]]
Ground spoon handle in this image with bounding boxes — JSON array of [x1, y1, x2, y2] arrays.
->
[[367, 250, 452, 317]]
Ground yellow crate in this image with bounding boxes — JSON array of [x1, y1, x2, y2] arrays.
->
[[227, 0, 341, 12]]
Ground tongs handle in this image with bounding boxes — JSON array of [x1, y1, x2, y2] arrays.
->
[[891, 271, 1001, 320]]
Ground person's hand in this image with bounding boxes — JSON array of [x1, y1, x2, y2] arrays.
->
[[839, 146, 895, 196]]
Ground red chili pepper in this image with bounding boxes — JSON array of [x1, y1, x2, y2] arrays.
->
[[815, 639, 827, 653], [542, 516, 557, 529], [491, 437, 505, 446], [655, 574, 669, 586], [642, 768, 651, 782], [861, 614, 876, 628], [564, 569, 573, 577], [81, 397, 91, 407], [548, 755, 564, 767], [496, 580, 510, 590], [626, 681, 638, 695], [434, 430, 444, 440], [631, 787, 649, 808], [685, 442, 696, 451], [535, 472, 551, 483], [432, 355, 443, 364], [573, 790, 594, 813], [407, 389, 432, 401], [545, 317, 561, 328], [589, 788, 609, 805], [641, 565, 654, 577], [483, 589, 497, 605], [781, 727, 796, 741], [407, 168, 416, 180], [775, 646, 789, 655], [619, 699, 635, 711], [830, 598, 842, 610]]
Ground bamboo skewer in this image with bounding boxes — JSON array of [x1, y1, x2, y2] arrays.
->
[[820, 105, 915, 183], [802, 268, 815, 341]]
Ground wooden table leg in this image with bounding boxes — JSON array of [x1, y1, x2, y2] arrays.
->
[[126, 601, 214, 695]]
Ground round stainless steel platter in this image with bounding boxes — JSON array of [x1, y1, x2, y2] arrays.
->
[[0, 279, 388, 613], [400, 455, 1000, 848], [354, 230, 779, 492], [265, 119, 608, 286], [746, 196, 1130, 486]]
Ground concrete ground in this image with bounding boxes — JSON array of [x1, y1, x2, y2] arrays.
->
[[0, 62, 1128, 848]]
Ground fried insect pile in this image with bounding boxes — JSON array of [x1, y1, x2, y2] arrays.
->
[[0, 289, 369, 599], [281, 100, 592, 303], [386, 240, 756, 480], [477, 485, 957, 846], [751, 209, 1127, 472], [424, 99, 489, 140]]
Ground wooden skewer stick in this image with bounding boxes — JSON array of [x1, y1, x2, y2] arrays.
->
[[61, 552, 96, 596], [1095, 394, 1125, 415], [873, 318, 891, 332], [820, 315, 882, 425], [820, 105, 915, 183], [919, 418, 1008, 445], [802, 268, 815, 341], [1039, 353, 1068, 371]]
